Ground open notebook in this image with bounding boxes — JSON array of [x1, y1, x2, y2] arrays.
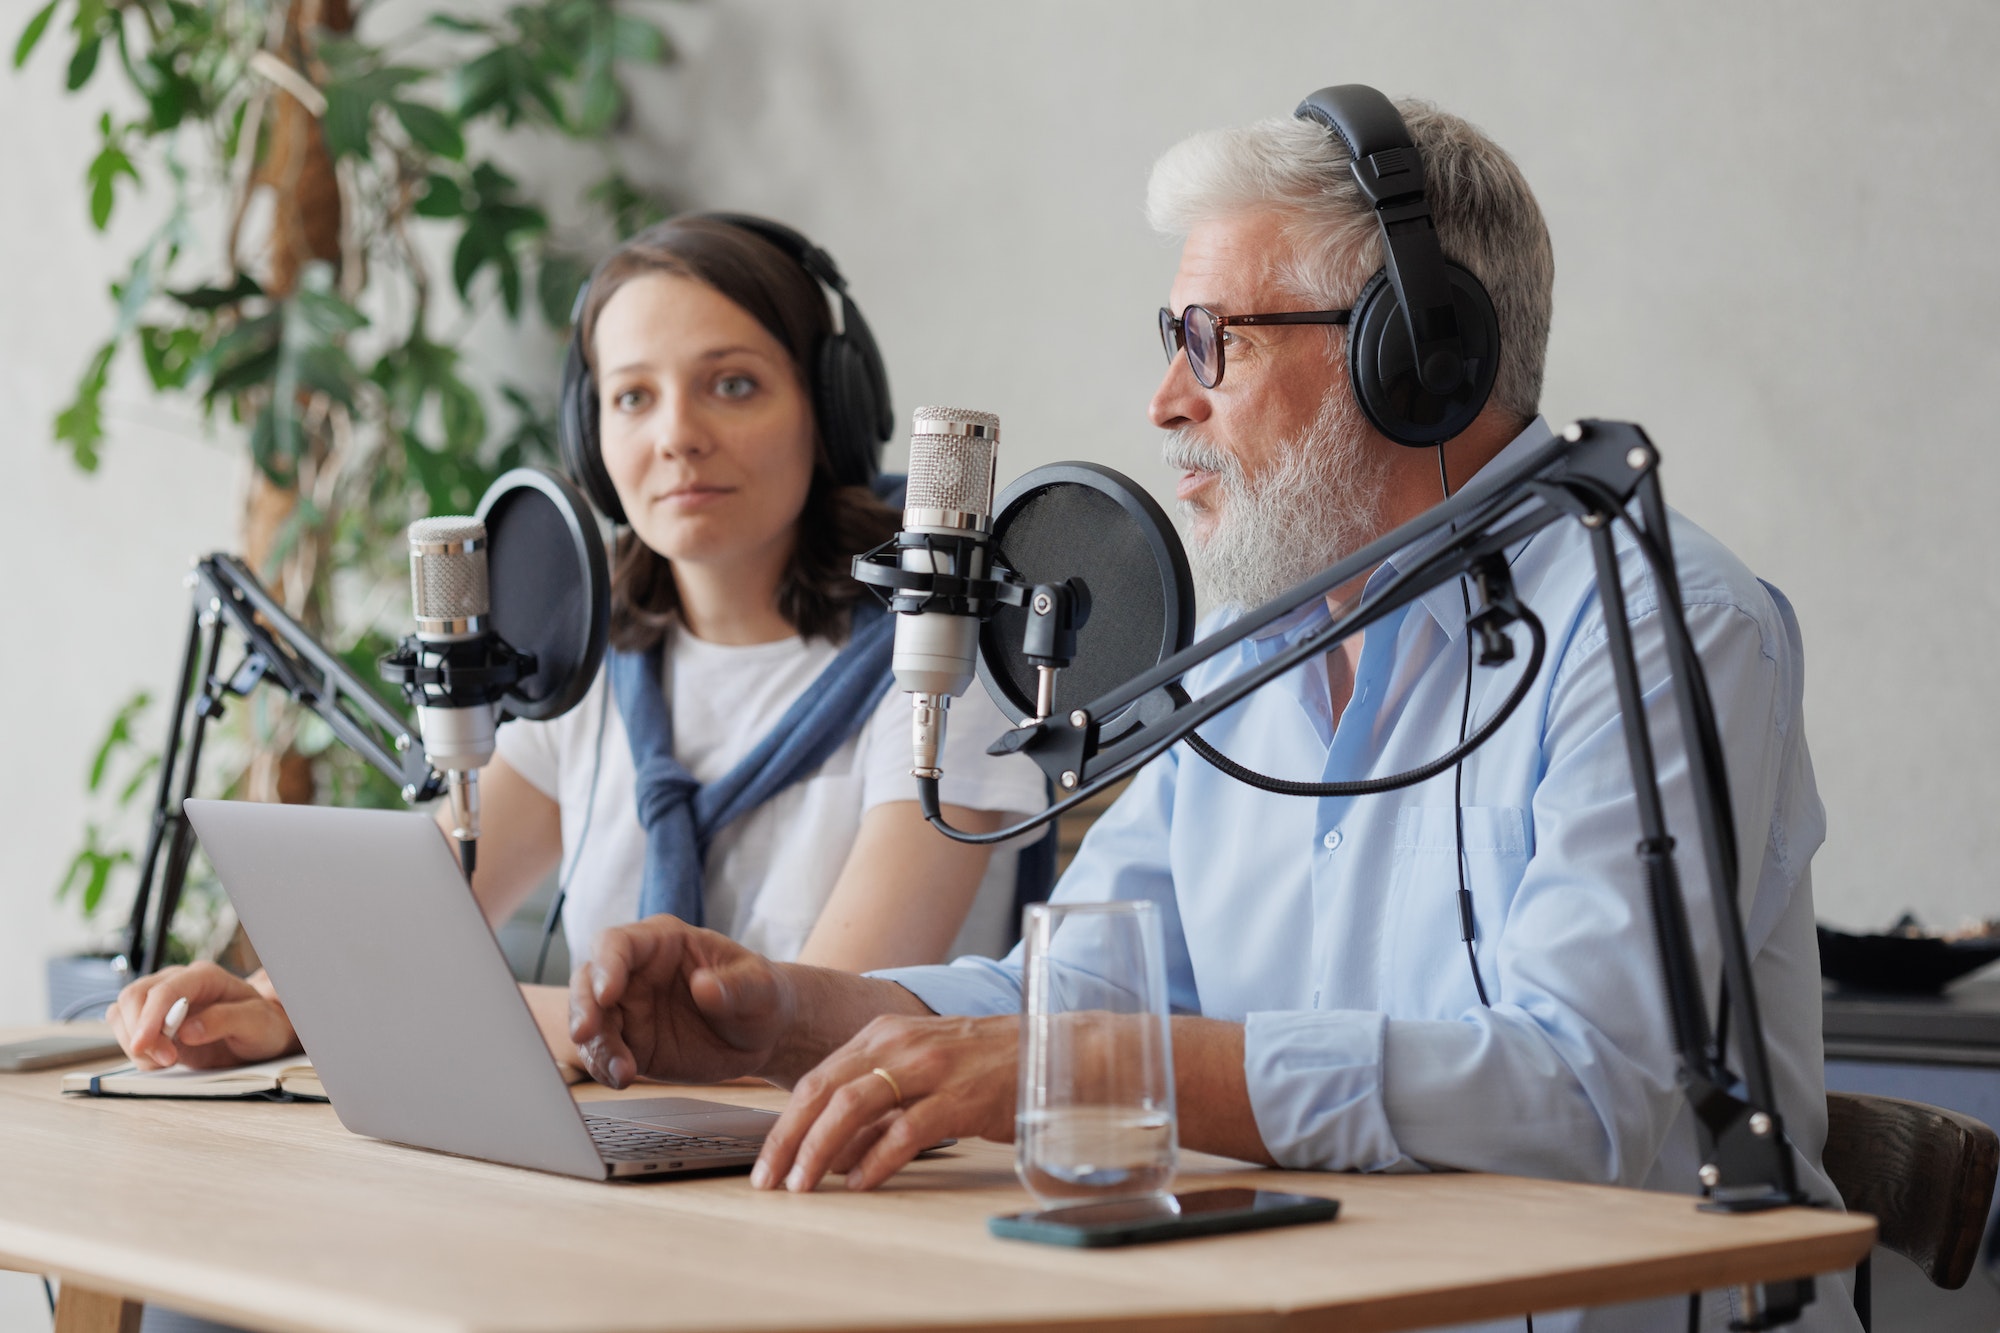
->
[[62, 1056, 326, 1102]]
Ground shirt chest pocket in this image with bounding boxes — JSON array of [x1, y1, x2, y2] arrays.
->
[[1379, 805, 1531, 1016]]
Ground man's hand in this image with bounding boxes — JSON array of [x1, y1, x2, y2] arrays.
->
[[750, 1013, 1019, 1194], [108, 963, 299, 1070], [569, 916, 792, 1087]]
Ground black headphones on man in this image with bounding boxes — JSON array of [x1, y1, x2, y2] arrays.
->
[[1293, 85, 1501, 448], [557, 212, 894, 525], [1297, 85, 1510, 1015]]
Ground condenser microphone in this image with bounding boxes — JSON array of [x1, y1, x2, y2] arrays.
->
[[406, 516, 503, 873], [895, 406, 1000, 778], [379, 469, 607, 878]]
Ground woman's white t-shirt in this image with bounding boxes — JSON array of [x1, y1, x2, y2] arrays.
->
[[496, 622, 1049, 966]]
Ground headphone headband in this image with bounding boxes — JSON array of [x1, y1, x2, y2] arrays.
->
[[556, 212, 893, 522], [1295, 86, 1465, 396], [700, 212, 850, 298], [1291, 85, 1500, 447]]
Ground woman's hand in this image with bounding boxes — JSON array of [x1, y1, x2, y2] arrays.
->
[[108, 963, 300, 1070]]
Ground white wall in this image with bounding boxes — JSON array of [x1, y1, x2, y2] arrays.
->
[[648, 0, 2000, 939], [4, 0, 1997, 1028]]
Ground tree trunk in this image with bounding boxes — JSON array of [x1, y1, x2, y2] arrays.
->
[[239, 0, 352, 811]]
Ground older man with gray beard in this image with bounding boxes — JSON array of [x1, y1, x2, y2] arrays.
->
[[568, 92, 1847, 1333]]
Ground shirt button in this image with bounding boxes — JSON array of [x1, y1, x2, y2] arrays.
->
[[1322, 829, 1343, 851]]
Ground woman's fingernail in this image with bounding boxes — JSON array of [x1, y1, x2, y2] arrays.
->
[[177, 1018, 205, 1044], [785, 1165, 807, 1192], [591, 965, 609, 1003], [749, 1161, 772, 1190]]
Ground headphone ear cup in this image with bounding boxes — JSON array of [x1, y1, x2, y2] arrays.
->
[[557, 329, 626, 524], [815, 335, 864, 487], [814, 294, 890, 488], [1345, 264, 1501, 448], [838, 294, 893, 447]]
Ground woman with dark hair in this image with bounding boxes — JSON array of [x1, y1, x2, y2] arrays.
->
[[108, 215, 1046, 1074]]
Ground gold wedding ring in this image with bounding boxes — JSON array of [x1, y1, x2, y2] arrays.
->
[[869, 1066, 904, 1107]]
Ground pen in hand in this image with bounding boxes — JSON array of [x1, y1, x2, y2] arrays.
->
[[160, 996, 189, 1055]]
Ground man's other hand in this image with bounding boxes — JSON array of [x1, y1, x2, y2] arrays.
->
[[750, 1013, 1018, 1193], [568, 916, 789, 1087]]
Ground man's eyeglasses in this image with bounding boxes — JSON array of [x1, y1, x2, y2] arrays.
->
[[1157, 304, 1352, 390]]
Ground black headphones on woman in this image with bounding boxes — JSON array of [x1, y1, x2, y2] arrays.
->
[[556, 212, 894, 524], [1293, 85, 1501, 448]]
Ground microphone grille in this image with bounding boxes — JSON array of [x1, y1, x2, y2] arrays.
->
[[905, 407, 999, 518], [409, 516, 489, 623], [410, 516, 485, 545]]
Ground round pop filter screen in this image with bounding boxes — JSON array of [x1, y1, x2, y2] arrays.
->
[[979, 463, 1194, 729], [476, 468, 610, 722]]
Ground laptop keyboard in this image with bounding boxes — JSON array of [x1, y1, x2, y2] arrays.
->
[[585, 1116, 763, 1163]]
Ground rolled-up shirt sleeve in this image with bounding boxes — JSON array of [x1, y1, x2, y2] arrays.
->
[[1244, 1009, 1415, 1171]]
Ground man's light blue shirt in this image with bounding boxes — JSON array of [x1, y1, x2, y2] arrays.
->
[[876, 422, 1850, 1332]]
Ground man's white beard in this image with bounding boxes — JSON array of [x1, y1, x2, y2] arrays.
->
[[1164, 390, 1391, 612]]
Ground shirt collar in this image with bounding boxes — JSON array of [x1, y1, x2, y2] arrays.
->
[[1395, 416, 1554, 644]]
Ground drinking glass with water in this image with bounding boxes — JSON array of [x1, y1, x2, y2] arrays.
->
[[1016, 901, 1177, 1208]]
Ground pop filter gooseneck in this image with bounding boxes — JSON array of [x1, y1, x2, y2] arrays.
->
[[977, 463, 1195, 735]]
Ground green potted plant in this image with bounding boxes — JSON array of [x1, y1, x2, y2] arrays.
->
[[18, 0, 677, 1016]]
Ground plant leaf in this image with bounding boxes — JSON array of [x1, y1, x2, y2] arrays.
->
[[449, 47, 512, 121], [322, 64, 425, 160], [13, 0, 59, 69], [117, 753, 160, 806], [612, 13, 671, 63], [65, 32, 100, 88], [206, 337, 281, 398], [439, 374, 486, 451], [575, 64, 619, 136], [81, 844, 132, 916], [392, 99, 464, 160], [86, 690, 150, 791], [55, 846, 88, 904], [167, 272, 262, 311], [535, 250, 591, 328], [495, 247, 522, 318], [138, 324, 201, 390], [451, 218, 497, 301], [53, 339, 115, 471], [247, 404, 293, 484], [414, 172, 465, 218], [85, 126, 138, 230]]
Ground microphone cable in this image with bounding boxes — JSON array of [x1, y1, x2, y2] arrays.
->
[[1179, 595, 1545, 800], [533, 686, 612, 985]]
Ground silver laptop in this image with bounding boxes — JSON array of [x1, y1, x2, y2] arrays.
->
[[182, 798, 777, 1180]]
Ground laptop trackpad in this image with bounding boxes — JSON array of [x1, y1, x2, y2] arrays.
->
[[588, 1097, 780, 1140]]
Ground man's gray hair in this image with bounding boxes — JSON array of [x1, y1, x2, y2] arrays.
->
[[1146, 101, 1554, 424]]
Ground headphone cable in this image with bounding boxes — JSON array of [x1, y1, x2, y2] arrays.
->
[[1438, 445, 1492, 1010]]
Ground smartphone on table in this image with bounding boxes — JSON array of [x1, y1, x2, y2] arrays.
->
[[988, 1187, 1339, 1248], [0, 1034, 125, 1072]]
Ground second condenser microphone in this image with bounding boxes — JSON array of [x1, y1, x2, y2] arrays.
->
[[406, 516, 500, 870], [896, 406, 1001, 777]]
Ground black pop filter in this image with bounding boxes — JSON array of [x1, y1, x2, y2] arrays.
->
[[476, 467, 610, 722], [978, 463, 1195, 731]]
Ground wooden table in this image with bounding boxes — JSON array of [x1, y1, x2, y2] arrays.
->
[[0, 1025, 1873, 1333]]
